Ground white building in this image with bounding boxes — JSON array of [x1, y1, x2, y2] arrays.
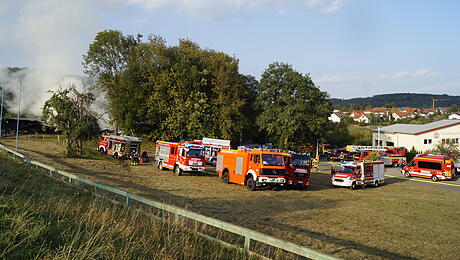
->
[[372, 120, 460, 152], [328, 113, 342, 123], [448, 113, 460, 120]]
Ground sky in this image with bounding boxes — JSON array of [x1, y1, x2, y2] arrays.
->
[[1, 0, 459, 102]]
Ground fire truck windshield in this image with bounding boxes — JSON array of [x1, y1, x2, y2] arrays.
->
[[292, 155, 311, 169], [186, 148, 204, 158], [335, 165, 356, 174], [262, 154, 284, 166]]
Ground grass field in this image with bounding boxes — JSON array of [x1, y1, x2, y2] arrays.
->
[[347, 125, 373, 145], [1, 135, 460, 259], [0, 151, 258, 259]]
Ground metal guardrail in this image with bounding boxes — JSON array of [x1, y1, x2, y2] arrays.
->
[[0, 143, 336, 260]]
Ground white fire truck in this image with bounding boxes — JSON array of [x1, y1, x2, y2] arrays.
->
[[155, 141, 206, 176], [201, 138, 231, 165], [331, 161, 385, 189]]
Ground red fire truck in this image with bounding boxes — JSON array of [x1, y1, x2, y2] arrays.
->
[[331, 161, 385, 189], [401, 154, 456, 182], [98, 135, 143, 159], [284, 153, 312, 189], [346, 145, 407, 166], [155, 141, 206, 176]]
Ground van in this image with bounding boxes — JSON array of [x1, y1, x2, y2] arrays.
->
[[401, 154, 456, 182]]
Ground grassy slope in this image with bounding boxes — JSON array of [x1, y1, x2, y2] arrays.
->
[[0, 152, 256, 260], [1, 135, 460, 259]]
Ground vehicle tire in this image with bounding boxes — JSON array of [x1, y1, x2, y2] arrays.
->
[[222, 170, 230, 184], [404, 171, 411, 178], [175, 165, 182, 176], [373, 180, 379, 188], [351, 181, 357, 190], [431, 175, 438, 182], [158, 161, 164, 170], [114, 153, 119, 160], [246, 176, 256, 191], [99, 147, 104, 153]]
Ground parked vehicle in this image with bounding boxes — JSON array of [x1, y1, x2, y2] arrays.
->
[[98, 135, 143, 159], [155, 141, 206, 176], [331, 161, 385, 189], [347, 145, 407, 167], [216, 149, 287, 191], [329, 149, 353, 161], [401, 154, 456, 182], [284, 153, 312, 189], [201, 138, 231, 166]]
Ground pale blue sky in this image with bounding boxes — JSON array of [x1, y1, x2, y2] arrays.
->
[[1, 0, 459, 98]]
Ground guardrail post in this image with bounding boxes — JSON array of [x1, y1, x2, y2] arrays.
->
[[68, 177, 72, 184], [126, 196, 131, 206], [244, 236, 251, 250], [95, 186, 100, 195]]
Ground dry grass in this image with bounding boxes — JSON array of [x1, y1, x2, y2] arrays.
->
[[0, 151, 257, 260], [1, 135, 460, 259]]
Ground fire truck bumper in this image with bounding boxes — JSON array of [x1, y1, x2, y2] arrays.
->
[[257, 177, 286, 186], [182, 166, 206, 172], [331, 178, 356, 187]]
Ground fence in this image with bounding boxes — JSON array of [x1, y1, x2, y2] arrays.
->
[[0, 143, 336, 260]]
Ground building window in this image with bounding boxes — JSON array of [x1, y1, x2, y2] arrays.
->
[[386, 141, 394, 146], [424, 139, 432, 144]]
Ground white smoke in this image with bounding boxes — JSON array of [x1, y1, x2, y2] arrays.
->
[[0, 0, 110, 117]]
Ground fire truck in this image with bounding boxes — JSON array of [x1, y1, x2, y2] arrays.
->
[[98, 135, 142, 159], [216, 149, 287, 191], [401, 154, 456, 182], [201, 138, 231, 166], [331, 161, 385, 189], [284, 153, 312, 189], [155, 141, 206, 176], [346, 145, 407, 167]]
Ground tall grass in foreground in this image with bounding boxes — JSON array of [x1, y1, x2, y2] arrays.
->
[[0, 153, 257, 260]]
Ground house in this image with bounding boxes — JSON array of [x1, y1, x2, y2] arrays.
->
[[351, 112, 371, 124], [391, 111, 416, 121], [448, 113, 460, 120], [328, 112, 345, 123], [371, 119, 460, 152]]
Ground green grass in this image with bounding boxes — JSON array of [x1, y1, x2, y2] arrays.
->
[[0, 152, 257, 260]]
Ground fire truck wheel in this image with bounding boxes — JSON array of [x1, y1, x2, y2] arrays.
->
[[99, 147, 105, 154], [373, 180, 379, 188], [351, 181, 357, 190], [246, 176, 256, 191], [404, 171, 411, 178], [158, 161, 164, 171], [174, 166, 182, 176], [114, 153, 119, 160], [222, 171, 230, 184], [392, 162, 398, 167], [431, 175, 438, 182]]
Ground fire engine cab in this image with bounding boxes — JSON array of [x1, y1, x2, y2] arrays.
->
[[401, 154, 456, 182], [155, 141, 206, 176], [216, 149, 287, 191], [331, 161, 385, 189], [284, 153, 312, 189], [98, 135, 142, 159]]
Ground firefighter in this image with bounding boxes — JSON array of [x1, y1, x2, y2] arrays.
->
[[131, 151, 140, 166], [312, 157, 319, 172]]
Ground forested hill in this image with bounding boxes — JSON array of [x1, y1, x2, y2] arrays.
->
[[331, 93, 460, 108]]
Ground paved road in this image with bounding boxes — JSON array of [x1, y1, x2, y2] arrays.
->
[[319, 162, 460, 192]]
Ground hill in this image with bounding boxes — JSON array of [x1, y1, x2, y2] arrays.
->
[[331, 93, 460, 108]]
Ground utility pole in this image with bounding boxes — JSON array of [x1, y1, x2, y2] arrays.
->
[[15, 79, 23, 151], [0, 88, 3, 139]]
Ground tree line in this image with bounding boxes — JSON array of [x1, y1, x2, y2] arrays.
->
[[44, 29, 334, 152]]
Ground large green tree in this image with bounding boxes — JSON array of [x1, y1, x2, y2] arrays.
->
[[256, 62, 332, 150], [42, 85, 100, 156]]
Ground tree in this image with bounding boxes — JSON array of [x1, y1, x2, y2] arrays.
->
[[433, 141, 460, 160], [42, 85, 100, 156], [256, 62, 332, 150], [325, 122, 354, 147], [82, 30, 141, 132], [448, 104, 460, 113]]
